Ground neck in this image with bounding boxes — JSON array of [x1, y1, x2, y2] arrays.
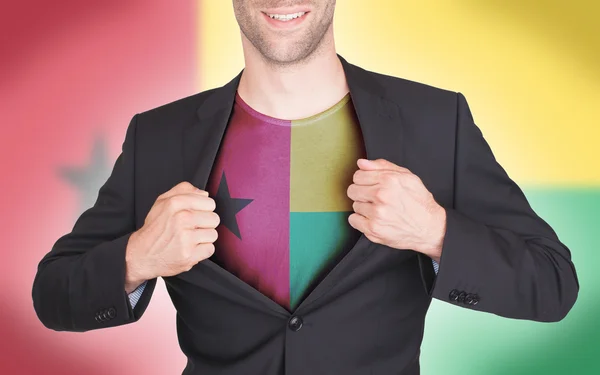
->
[[236, 34, 349, 120]]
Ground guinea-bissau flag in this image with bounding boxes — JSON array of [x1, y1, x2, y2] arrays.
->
[[3, 1, 597, 375]]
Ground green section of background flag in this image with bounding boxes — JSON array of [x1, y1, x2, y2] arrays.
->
[[199, 1, 599, 373], [422, 188, 599, 374]]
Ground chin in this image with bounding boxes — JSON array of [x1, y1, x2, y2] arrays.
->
[[265, 51, 306, 64]]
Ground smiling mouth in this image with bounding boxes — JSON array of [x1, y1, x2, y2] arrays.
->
[[263, 11, 308, 21], [260, 10, 310, 28]]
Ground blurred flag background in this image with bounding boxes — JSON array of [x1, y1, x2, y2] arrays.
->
[[1, 1, 597, 374]]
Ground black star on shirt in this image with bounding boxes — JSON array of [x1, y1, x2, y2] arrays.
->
[[214, 170, 253, 240]]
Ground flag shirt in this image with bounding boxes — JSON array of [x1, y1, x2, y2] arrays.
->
[[205, 91, 367, 312]]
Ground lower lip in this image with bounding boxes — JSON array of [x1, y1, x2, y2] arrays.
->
[[262, 11, 309, 29]]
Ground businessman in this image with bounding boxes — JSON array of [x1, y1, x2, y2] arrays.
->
[[32, 1, 580, 374]]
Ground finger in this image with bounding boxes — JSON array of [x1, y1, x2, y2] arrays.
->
[[352, 169, 381, 186], [347, 183, 377, 203], [190, 242, 216, 264], [348, 212, 369, 233], [175, 210, 220, 229], [352, 201, 374, 219], [159, 181, 209, 201], [357, 158, 409, 173], [189, 226, 219, 243], [165, 193, 217, 214]]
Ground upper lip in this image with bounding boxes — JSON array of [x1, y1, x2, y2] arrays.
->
[[262, 8, 310, 15]]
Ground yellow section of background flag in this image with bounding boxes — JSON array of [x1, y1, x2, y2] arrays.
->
[[198, 0, 600, 186]]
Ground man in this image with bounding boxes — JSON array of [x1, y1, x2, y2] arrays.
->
[[32, 1, 579, 374]]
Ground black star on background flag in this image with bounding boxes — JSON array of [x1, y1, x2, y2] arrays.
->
[[58, 135, 112, 218]]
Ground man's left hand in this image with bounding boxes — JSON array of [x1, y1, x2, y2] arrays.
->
[[347, 158, 446, 262]]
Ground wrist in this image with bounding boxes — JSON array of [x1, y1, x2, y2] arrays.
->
[[420, 206, 446, 262], [125, 232, 150, 293]]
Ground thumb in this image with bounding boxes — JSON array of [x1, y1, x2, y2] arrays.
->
[[357, 158, 405, 172], [357, 158, 380, 170]]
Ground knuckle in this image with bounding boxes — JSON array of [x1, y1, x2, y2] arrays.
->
[[181, 228, 192, 242], [366, 220, 378, 236], [174, 209, 192, 227], [409, 173, 421, 184], [177, 231, 190, 250], [370, 223, 383, 238], [168, 195, 185, 211], [373, 187, 387, 202], [185, 248, 198, 263], [404, 173, 420, 186], [380, 172, 396, 185], [373, 204, 386, 218]]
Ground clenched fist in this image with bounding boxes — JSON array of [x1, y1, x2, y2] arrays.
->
[[124, 181, 220, 293], [347, 158, 446, 262]]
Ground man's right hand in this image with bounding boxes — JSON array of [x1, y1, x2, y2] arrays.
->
[[124, 181, 220, 293]]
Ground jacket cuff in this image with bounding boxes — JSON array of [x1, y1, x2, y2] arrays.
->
[[69, 232, 135, 331]]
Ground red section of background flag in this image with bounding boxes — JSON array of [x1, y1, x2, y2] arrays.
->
[[0, 2, 197, 373]]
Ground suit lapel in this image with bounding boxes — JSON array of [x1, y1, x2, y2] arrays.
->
[[182, 53, 405, 316]]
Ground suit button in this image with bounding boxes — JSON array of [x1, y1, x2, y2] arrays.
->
[[107, 307, 116, 319], [102, 311, 109, 320], [465, 293, 473, 305], [288, 316, 303, 331], [466, 293, 479, 305], [457, 291, 467, 303], [471, 294, 480, 305], [449, 289, 459, 302]]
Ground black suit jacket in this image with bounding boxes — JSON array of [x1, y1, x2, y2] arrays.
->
[[32, 54, 579, 375]]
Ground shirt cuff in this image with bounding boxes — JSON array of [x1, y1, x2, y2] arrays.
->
[[128, 280, 147, 309]]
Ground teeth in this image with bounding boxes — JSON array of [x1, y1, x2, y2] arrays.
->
[[267, 11, 306, 21]]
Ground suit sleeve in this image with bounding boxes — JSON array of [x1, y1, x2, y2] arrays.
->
[[427, 92, 579, 322], [32, 114, 157, 332]]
